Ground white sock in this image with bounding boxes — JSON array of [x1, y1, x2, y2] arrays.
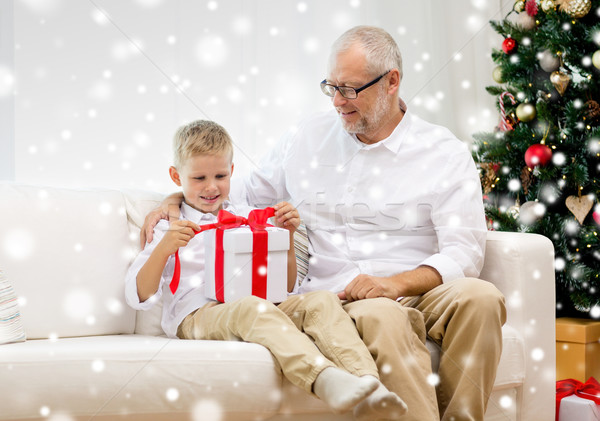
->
[[313, 367, 379, 413], [353, 378, 408, 421]]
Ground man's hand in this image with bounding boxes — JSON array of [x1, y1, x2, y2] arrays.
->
[[337, 274, 401, 301], [337, 266, 443, 301], [140, 193, 184, 248], [273, 202, 300, 234]]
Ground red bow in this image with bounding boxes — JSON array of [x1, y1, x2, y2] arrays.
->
[[556, 377, 600, 420], [170, 207, 275, 297]]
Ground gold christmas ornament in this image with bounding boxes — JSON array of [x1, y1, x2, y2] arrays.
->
[[593, 50, 600, 69], [565, 194, 594, 224], [516, 103, 537, 122], [556, 0, 592, 18], [508, 203, 521, 219], [513, 0, 525, 12], [541, 0, 556, 12], [479, 163, 498, 194], [492, 66, 504, 83], [550, 70, 571, 95]]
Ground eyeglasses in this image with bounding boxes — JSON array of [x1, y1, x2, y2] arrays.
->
[[320, 70, 391, 99]]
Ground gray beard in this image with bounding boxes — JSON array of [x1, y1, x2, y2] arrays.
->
[[341, 93, 389, 136]]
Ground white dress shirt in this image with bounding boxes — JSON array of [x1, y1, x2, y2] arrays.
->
[[125, 201, 254, 338], [231, 99, 487, 295]]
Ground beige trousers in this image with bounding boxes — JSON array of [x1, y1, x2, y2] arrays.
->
[[347, 277, 505, 421], [177, 290, 379, 394], [344, 298, 440, 421]]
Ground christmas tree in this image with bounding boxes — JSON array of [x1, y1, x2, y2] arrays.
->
[[472, 0, 600, 318]]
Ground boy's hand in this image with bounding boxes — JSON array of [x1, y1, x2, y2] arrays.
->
[[273, 202, 300, 234], [156, 220, 200, 257]]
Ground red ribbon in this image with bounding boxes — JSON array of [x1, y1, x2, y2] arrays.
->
[[556, 377, 600, 420], [170, 207, 275, 301]]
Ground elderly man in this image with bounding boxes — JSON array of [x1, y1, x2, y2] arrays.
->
[[144, 26, 506, 421]]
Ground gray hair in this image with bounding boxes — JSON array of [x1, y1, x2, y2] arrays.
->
[[329, 26, 403, 81]]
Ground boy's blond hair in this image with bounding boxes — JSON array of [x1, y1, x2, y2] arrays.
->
[[172, 120, 234, 169]]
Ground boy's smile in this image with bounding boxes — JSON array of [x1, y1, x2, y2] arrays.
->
[[169, 153, 233, 216]]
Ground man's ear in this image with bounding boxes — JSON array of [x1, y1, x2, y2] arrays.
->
[[169, 166, 182, 186], [387, 68, 401, 95]]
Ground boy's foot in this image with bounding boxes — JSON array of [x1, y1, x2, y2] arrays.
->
[[353, 379, 408, 421], [313, 367, 379, 413]]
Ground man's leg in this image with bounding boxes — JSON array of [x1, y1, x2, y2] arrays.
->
[[401, 278, 506, 421], [343, 297, 440, 421]]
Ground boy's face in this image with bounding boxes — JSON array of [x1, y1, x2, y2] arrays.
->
[[169, 153, 233, 216]]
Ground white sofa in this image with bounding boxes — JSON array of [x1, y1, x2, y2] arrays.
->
[[0, 183, 556, 421]]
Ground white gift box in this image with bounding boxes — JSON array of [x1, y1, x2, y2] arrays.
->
[[204, 226, 289, 303], [558, 394, 600, 421]]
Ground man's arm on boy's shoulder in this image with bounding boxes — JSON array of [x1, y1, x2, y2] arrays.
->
[[140, 192, 184, 248]]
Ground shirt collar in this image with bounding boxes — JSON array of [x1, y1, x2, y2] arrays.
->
[[351, 97, 410, 154], [180, 200, 234, 223]]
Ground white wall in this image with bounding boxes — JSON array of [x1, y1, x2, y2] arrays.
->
[[0, 0, 15, 181], [4, 0, 506, 192]]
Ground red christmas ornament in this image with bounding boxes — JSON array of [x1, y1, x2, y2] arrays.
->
[[594, 205, 600, 225], [524, 144, 552, 168], [502, 37, 517, 54], [525, 0, 538, 16]]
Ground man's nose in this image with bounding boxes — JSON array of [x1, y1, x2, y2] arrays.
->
[[332, 89, 348, 107]]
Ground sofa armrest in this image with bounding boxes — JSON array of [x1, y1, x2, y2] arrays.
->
[[479, 230, 556, 420]]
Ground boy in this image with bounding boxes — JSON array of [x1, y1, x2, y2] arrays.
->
[[125, 120, 407, 420]]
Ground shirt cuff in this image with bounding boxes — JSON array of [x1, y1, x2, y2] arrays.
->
[[419, 254, 465, 283], [125, 275, 163, 310]]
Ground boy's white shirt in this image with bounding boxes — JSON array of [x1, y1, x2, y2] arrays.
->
[[124, 200, 256, 338]]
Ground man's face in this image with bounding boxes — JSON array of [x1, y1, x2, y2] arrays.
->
[[326, 46, 391, 140]]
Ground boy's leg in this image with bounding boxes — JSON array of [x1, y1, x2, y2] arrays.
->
[[400, 278, 506, 421], [342, 297, 440, 421], [177, 295, 378, 412], [178, 296, 329, 392], [279, 291, 408, 421], [277, 290, 378, 378]]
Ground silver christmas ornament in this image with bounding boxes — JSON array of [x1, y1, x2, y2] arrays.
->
[[538, 50, 560, 72], [519, 201, 546, 225]]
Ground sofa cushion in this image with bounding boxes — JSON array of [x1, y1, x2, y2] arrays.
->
[[0, 183, 136, 339], [119, 188, 169, 336], [424, 323, 524, 388], [279, 323, 525, 417], [0, 270, 26, 344], [0, 335, 281, 420]]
